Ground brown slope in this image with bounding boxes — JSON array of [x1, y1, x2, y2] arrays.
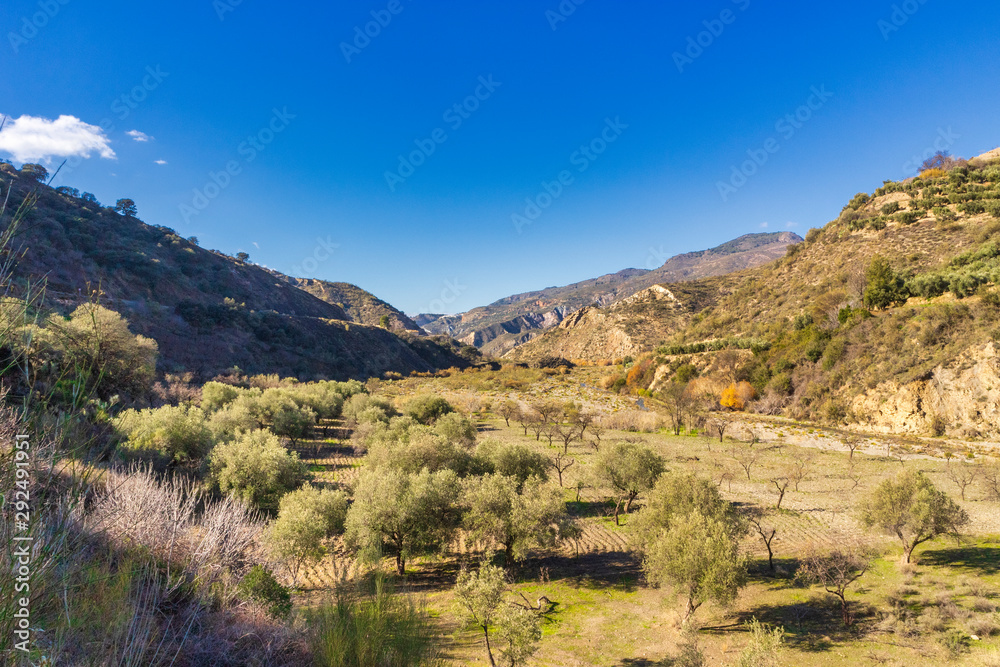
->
[[0, 166, 470, 380]]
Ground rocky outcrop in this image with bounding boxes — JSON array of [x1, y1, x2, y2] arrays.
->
[[851, 342, 1000, 438]]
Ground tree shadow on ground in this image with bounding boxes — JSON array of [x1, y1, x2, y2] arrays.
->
[[514, 551, 643, 589], [702, 596, 870, 653], [920, 545, 1000, 575], [566, 499, 615, 519]]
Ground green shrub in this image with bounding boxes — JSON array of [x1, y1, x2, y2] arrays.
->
[[343, 394, 396, 424], [881, 202, 901, 215], [209, 429, 307, 512], [405, 395, 455, 425], [821, 339, 847, 371], [896, 211, 921, 224], [845, 192, 870, 210], [306, 575, 437, 667], [200, 381, 242, 412], [939, 629, 970, 657], [268, 484, 349, 585], [433, 412, 477, 445], [988, 201, 1000, 218], [116, 404, 213, 465], [960, 201, 986, 215], [237, 565, 292, 617]]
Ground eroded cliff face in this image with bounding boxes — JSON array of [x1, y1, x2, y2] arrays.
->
[[852, 342, 1000, 438], [505, 285, 685, 362]]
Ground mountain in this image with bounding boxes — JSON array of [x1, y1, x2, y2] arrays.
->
[[0, 165, 474, 380], [291, 279, 422, 332], [511, 148, 1000, 437], [417, 231, 801, 356]]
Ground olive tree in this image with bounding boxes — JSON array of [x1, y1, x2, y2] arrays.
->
[[857, 469, 969, 563], [43, 303, 158, 400], [267, 484, 348, 585], [209, 429, 307, 512], [641, 510, 747, 625], [405, 395, 454, 425], [454, 562, 541, 667], [345, 468, 461, 574], [474, 440, 549, 490], [116, 404, 212, 465], [592, 442, 666, 524], [462, 474, 575, 563]]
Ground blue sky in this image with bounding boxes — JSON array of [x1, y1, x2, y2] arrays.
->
[[2, 0, 999, 314]]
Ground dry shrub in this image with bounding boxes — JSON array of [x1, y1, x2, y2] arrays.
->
[[601, 410, 662, 433], [84, 465, 264, 597]]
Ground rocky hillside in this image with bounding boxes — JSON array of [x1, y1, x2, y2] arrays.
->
[[0, 165, 473, 380], [419, 231, 801, 356], [517, 148, 1000, 438], [291, 279, 422, 332]]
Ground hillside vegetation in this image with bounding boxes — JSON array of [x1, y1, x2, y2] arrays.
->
[[0, 165, 474, 380], [513, 149, 1000, 438]]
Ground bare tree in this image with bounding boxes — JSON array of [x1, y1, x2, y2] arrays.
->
[[982, 462, 1000, 501], [496, 401, 519, 428], [770, 476, 791, 510], [746, 509, 778, 573], [844, 436, 862, 460], [711, 417, 732, 444], [662, 382, 692, 436], [945, 459, 980, 501], [588, 424, 605, 452], [799, 547, 874, 626], [527, 414, 546, 442], [549, 452, 575, 488], [532, 402, 561, 425], [515, 409, 533, 437], [571, 410, 595, 437], [730, 442, 760, 481], [549, 422, 582, 454], [789, 453, 812, 492], [846, 461, 862, 490]]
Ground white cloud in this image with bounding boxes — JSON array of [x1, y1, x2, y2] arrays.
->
[[759, 222, 769, 228], [127, 130, 152, 142], [252, 241, 260, 249], [154, 159, 167, 165], [0, 113, 115, 163], [785, 221, 799, 229]]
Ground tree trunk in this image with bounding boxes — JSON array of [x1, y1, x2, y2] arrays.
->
[[624, 492, 637, 515], [396, 552, 405, 575], [614, 498, 622, 526], [681, 596, 698, 626], [483, 627, 497, 667]]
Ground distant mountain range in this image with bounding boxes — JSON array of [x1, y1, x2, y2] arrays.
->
[[416, 231, 802, 356]]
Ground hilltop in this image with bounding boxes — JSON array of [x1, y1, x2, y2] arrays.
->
[[510, 148, 1000, 438], [418, 231, 801, 356], [0, 165, 474, 380]]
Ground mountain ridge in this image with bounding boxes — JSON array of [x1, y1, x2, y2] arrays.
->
[[417, 231, 802, 356]]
